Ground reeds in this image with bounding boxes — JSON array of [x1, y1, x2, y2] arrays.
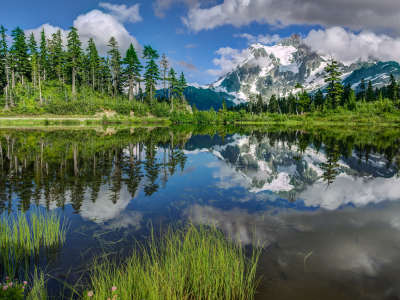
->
[[0, 208, 67, 277], [83, 222, 261, 300]]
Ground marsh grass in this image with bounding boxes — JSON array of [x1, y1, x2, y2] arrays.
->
[[0, 208, 68, 277], [79, 222, 261, 300]]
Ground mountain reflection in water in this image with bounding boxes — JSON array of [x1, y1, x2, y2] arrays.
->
[[1, 125, 400, 299]]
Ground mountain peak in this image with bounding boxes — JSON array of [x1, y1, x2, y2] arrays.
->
[[277, 34, 304, 48]]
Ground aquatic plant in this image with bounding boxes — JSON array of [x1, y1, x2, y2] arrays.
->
[[0, 208, 68, 277], [82, 222, 261, 300]]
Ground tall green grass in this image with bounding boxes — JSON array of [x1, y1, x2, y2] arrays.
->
[[0, 208, 68, 277], [82, 222, 261, 300]]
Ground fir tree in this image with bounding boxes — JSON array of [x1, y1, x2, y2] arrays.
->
[[159, 53, 169, 99], [299, 91, 310, 113], [0, 25, 7, 94], [222, 98, 227, 111], [38, 28, 48, 83], [348, 89, 357, 111], [342, 83, 351, 106], [107, 37, 122, 97], [27, 33, 38, 55], [388, 73, 397, 101], [288, 92, 297, 114], [66, 27, 82, 96], [168, 68, 178, 110], [268, 94, 278, 113], [324, 55, 343, 109], [366, 79, 374, 102], [256, 93, 263, 114], [359, 78, 366, 99], [122, 43, 142, 101], [86, 38, 99, 91], [143, 45, 160, 107], [314, 89, 324, 108], [177, 71, 187, 103], [51, 30, 63, 82], [10, 26, 30, 85]]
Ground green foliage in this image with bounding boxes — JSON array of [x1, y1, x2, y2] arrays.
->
[[143, 45, 161, 106], [268, 94, 278, 113], [324, 56, 343, 108], [0, 278, 26, 300], [80, 221, 261, 300]]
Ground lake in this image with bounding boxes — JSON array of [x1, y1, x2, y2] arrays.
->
[[1, 124, 400, 299]]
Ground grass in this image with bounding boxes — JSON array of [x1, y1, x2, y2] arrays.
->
[[0, 208, 68, 278], [78, 221, 261, 300]]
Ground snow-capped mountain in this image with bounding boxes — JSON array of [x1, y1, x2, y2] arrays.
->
[[185, 133, 397, 201], [207, 34, 400, 103]]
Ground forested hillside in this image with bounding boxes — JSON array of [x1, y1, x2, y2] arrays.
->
[[0, 25, 191, 116]]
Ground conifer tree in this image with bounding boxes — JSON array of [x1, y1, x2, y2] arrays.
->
[[348, 89, 357, 111], [66, 27, 82, 96], [168, 68, 178, 111], [256, 93, 263, 114], [366, 79, 374, 102], [143, 45, 160, 107], [159, 53, 169, 99], [288, 92, 297, 114], [324, 55, 343, 109], [299, 91, 310, 113], [314, 89, 324, 108], [359, 78, 366, 99], [48, 30, 63, 83], [39, 27, 48, 81], [10, 27, 30, 85], [86, 38, 99, 91], [27, 33, 38, 55], [107, 37, 122, 97], [268, 94, 278, 113], [122, 43, 142, 100], [342, 83, 351, 106], [177, 71, 187, 103], [222, 98, 227, 111], [0, 25, 7, 94], [388, 73, 397, 101]]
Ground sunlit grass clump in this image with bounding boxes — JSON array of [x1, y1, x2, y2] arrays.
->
[[84, 222, 261, 300], [0, 208, 67, 276]]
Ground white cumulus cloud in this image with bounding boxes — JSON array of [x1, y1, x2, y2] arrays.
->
[[206, 47, 252, 77], [304, 26, 400, 65], [25, 3, 142, 56]]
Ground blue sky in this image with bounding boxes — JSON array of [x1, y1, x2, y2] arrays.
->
[[1, 0, 400, 85]]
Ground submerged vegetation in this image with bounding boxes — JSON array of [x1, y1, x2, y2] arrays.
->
[[79, 222, 261, 300], [0, 208, 67, 279]]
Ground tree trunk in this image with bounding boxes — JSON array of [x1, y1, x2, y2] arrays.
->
[[12, 69, 15, 89], [72, 66, 76, 96], [170, 86, 173, 111], [39, 64, 43, 106], [4, 85, 9, 110], [129, 76, 133, 101], [150, 83, 152, 106], [92, 66, 95, 91]]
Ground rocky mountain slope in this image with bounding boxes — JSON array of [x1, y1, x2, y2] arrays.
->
[[203, 34, 400, 103]]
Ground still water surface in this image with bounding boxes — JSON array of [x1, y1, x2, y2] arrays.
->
[[1, 125, 400, 299]]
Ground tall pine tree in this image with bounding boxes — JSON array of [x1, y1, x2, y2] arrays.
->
[[0, 25, 7, 94], [168, 68, 178, 111], [107, 37, 122, 97], [177, 71, 187, 103], [66, 27, 82, 96], [268, 94, 278, 113], [324, 55, 343, 109], [143, 45, 160, 107], [122, 43, 142, 101], [159, 53, 169, 99], [86, 38, 99, 91], [10, 27, 30, 85], [366, 79, 375, 102], [39, 27, 48, 81]]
